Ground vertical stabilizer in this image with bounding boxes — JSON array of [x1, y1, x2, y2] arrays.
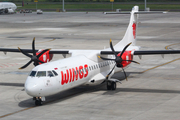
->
[[114, 6, 139, 49]]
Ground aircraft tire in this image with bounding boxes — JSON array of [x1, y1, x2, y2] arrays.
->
[[111, 82, 116, 90], [35, 100, 42, 106], [107, 81, 112, 90]]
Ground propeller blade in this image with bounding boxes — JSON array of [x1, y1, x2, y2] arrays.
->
[[122, 60, 140, 64], [37, 49, 51, 58], [18, 38, 52, 68], [32, 37, 36, 56], [122, 67, 128, 81], [18, 47, 32, 58], [106, 64, 116, 79], [33, 61, 39, 66], [119, 42, 132, 58], [37, 59, 44, 63], [98, 56, 115, 61], [109, 39, 117, 57], [19, 60, 32, 69]]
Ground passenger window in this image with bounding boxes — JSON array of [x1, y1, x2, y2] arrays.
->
[[89, 67, 91, 71], [48, 71, 54, 77], [36, 71, 46, 77], [29, 71, 36, 77]]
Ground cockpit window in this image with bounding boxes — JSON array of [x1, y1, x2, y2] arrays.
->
[[52, 70, 58, 76], [36, 71, 46, 77], [48, 71, 54, 77], [29, 71, 36, 77], [29, 70, 58, 77]]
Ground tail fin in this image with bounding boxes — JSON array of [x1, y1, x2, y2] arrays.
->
[[114, 6, 139, 49]]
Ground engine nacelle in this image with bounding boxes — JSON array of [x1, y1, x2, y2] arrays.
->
[[117, 51, 133, 67], [36, 49, 53, 64]]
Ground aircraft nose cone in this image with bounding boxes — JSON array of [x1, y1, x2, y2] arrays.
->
[[25, 82, 39, 96]]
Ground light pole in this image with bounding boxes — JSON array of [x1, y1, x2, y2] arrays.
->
[[145, 0, 146, 11], [62, 0, 65, 12], [110, 0, 114, 11]]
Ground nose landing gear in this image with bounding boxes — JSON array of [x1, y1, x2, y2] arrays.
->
[[33, 97, 45, 106]]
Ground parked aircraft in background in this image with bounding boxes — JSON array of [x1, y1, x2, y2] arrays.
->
[[0, 2, 17, 14], [0, 6, 180, 106]]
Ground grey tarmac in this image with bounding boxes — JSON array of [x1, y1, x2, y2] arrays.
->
[[0, 11, 180, 120]]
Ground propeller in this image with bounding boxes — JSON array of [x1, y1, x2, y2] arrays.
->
[[18, 37, 50, 69], [98, 39, 140, 81]]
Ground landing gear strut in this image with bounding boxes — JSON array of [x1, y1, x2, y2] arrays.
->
[[33, 97, 45, 106], [107, 81, 116, 90]]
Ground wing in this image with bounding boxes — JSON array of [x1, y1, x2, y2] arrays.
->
[[100, 50, 180, 55], [0, 47, 70, 69], [0, 48, 69, 54], [2, 48, 180, 56]]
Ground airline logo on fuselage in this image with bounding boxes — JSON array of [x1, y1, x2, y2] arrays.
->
[[132, 23, 136, 39], [61, 64, 88, 85]]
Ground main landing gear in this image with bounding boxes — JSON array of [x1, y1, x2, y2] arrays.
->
[[33, 97, 45, 106], [107, 81, 116, 90]]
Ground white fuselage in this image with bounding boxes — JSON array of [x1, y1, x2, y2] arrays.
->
[[25, 54, 118, 97], [0, 2, 17, 13], [24, 6, 141, 99]]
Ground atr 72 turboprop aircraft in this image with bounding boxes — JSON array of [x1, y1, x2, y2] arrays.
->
[[0, 2, 17, 14], [1, 6, 180, 106]]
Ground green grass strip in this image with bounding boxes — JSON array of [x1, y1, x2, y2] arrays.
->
[[16, 3, 180, 10]]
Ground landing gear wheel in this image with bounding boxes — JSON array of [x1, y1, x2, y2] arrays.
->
[[35, 99, 42, 106], [111, 82, 116, 90], [107, 81, 112, 90], [34, 97, 43, 106], [106, 81, 116, 90]]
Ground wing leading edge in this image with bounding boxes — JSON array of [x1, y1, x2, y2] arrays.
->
[[0, 48, 69, 54], [100, 50, 180, 55], [1, 48, 180, 55]]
